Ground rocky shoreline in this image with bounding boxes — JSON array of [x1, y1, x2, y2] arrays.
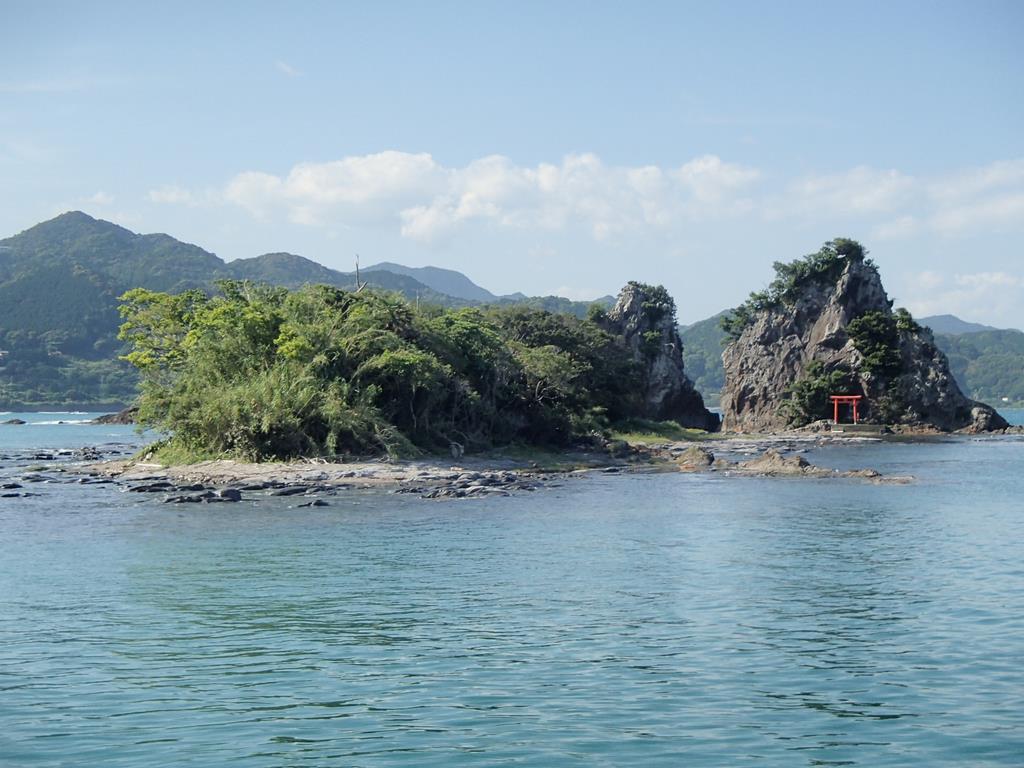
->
[[70, 430, 931, 505], [7, 428, 1023, 505], [81, 456, 560, 504]]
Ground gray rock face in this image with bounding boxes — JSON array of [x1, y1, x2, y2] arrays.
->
[[721, 259, 1007, 433], [603, 282, 719, 431]]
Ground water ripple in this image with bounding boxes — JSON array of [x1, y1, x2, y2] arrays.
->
[[2, 439, 1024, 765]]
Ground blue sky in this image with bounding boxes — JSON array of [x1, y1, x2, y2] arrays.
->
[[3, 1, 1023, 325]]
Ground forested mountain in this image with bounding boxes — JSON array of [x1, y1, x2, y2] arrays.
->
[[919, 314, 999, 335], [0, 212, 226, 405], [679, 312, 729, 397], [226, 253, 462, 305], [937, 329, 1024, 404], [0, 212, 602, 406], [363, 261, 497, 302]]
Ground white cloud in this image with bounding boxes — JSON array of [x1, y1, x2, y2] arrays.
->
[[674, 154, 760, 202], [222, 172, 282, 217], [872, 215, 918, 240], [902, 270, 1024, 327], [82, 191, 113, 206], [285, 152, 442, 205], [204, 150, 760, 242], [929, 193, 1024, 235], [776, 166, 916, 219], [275, 60, 300, 77], [926, 158, 1024, 205], [149, 152, 1024, 248], [763, 159, 1024, 244], [147, 184, 219, 208], [223, 152, 445, 226]]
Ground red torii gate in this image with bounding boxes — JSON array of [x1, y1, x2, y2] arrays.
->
[[830, 394, 863, 424]]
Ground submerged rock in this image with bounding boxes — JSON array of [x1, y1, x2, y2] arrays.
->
[[128, 482, 175, 493], [738, 448, 821, 476], [672, 444, 911, 483], [2, 418, 26, 425], [674, 446, 715, 471], [270, 485, 310, 497]]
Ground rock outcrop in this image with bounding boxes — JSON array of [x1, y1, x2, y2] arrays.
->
[[721, 240, 1008, 433], [602, 282, 719, 431], [92, 406, 138, 425], [673, 446, 912, 483]]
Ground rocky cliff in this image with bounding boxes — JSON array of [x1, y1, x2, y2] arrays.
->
[[721, 240, 1008, 433], [602, 282, 720, 431]]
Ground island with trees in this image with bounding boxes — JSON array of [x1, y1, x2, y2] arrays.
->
[[117, 279, 716, 463]]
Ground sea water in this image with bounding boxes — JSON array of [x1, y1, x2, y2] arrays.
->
[[1, 412, 1023, 766], [0, 412, 142, 452]]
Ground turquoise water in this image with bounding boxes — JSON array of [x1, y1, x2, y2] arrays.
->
[[0, 411, 143, 452], [2, 414, 1024, 766]]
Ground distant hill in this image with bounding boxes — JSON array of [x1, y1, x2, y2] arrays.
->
[[935, 328, 1024, 404], [227, 252, 461, 306], [919, 314, 1001, 335], [227, 252, 348, 286], [0, 211, 609, 406], [0, 212, 458, 352], [0, 212, 231, 404], [363, 261, 497, 302], [679, 311, 729, 398]]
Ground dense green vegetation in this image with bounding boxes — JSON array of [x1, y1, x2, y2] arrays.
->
[[783, 361, 855, 425], [119, 282, 655, 460], [938, 329, 1024, 404], [721, 238, 872, 339], [679, 312, 728, 397], [0, 211, 608, 406], [0, 329, 136, 406], [782, 367, 913, 428], [847, 310, 903, 377], [492, 294, 613, 318]]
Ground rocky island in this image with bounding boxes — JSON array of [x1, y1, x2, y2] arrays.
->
[[598, 282, 719, 431], [71, 237, 1012, 501], [720, 239, 1008, 433], [114, 277, 715, 466]]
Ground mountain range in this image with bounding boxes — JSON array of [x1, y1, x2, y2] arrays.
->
[[0, 211, 1020, 407], [0, 212, 607, 406]]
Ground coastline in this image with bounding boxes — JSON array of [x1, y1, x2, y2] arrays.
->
[[77, 430, 944, 503]]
